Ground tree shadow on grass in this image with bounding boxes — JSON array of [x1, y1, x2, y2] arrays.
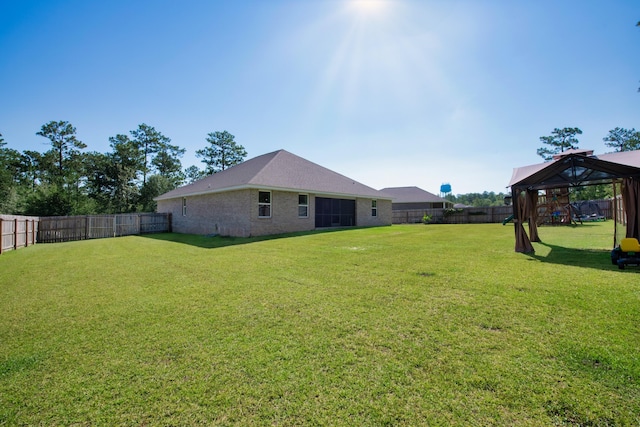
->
[[525, 241, 638, 272], [139, 227, 359, 249]]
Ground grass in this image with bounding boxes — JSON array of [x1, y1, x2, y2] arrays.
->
[[0, 222, 638, 426]]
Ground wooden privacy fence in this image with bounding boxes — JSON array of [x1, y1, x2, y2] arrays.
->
[[614, 195, 626, 226], [0, 215, 39, 254], [37, 213, 171, 243], [393, 206, 514, 224], [393, 199, 617, 225]]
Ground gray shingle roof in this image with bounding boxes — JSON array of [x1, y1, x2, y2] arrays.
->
[[156, 149, 391, 201], [379, 186, 449, 203]]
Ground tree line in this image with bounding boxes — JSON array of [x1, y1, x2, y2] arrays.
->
[[2, 122, 637, 216], [536, 127, 640, 161], [444, 191, 510, 207], [0, 121, 247, 216]]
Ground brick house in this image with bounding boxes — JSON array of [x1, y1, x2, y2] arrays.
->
[[155, 149, 392, 237]]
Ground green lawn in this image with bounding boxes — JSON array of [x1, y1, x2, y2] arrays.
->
[[0, 222, 638, 426]]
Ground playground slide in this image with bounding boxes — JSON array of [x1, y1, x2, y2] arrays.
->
[[502, 214, 514, 225]]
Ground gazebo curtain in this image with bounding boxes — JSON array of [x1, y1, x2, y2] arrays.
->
[[513, 188, 535, 253], [623, 177, 640, 240]]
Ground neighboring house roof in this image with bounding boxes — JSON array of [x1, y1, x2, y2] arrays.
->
[[509, 149, 640, 190], [155, 149, 391, 201], [379, 186, 450, 204]]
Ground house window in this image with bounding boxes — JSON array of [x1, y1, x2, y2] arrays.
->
[[298, 194, 309, 218], [371, 200, 377, 217], [258, 191, 271, 218], [182, 197, 187, 216]]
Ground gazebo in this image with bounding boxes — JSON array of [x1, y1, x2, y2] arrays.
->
[[508, 149, 640, 253]]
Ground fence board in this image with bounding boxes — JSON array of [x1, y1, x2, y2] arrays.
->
[[140, 213, 172, 233], [392, 199, 617, 225], [37, 213, 170, 244], [392, 206, 514, 224], [0, 215, 39, 254]]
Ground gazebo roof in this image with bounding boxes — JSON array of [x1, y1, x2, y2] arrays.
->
[[509, 149, 640, 190]]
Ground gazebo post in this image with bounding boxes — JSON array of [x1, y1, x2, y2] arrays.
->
[[512, 187, 535, 253]]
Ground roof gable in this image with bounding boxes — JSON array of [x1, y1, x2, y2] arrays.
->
[[156, 150, 390, 200]]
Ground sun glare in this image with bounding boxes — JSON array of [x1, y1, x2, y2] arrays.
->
[[349, 0, 389, 16], [296, 0, 449, 130]]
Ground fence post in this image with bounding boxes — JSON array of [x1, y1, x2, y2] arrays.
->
[[0, 218, 3, 254], [14, 218, 18, 250]]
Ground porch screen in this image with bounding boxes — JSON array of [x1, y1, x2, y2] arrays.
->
[[315, 197, 355, 227]]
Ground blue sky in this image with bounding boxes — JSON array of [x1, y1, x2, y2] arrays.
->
[[1, 0, 639, 194]]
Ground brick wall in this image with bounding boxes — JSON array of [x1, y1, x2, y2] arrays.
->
[[356, 198, 392, 227], [157, 189, 393, 237], [248, 189, 316, 236], [158, 189, 252, 237]]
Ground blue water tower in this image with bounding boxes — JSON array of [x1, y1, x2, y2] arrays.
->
[[440, 183, 452, 198]]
